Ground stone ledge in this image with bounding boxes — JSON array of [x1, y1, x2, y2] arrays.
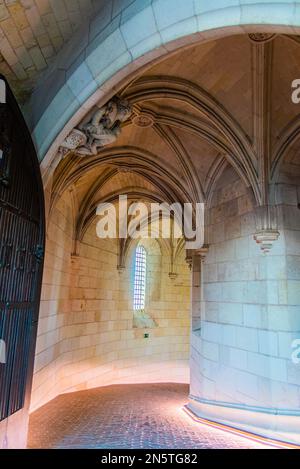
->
[[187, 395, 300, 446]]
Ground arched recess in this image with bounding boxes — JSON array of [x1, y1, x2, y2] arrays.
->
[[75, 185, 186, 273], [123, 76, 258, 199], [28, 0, 300, 182]]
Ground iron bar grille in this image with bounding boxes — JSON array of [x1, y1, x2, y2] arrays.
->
[[0, 307, 33, 420], [133, 246, 147, 311], [0, 92, 43, 422]]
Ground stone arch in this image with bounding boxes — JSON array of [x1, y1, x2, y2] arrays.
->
[[29, 0, 300, 181], [50, 146, 195, 209]]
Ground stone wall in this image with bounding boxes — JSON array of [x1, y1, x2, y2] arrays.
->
[[189, 166, 300, 443], [31, 197, 190, 411], [30, 189, 73, 410]]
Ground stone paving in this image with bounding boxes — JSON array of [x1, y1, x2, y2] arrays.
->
[[28, 383, 271, 449]]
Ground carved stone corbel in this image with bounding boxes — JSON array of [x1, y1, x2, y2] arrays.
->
[[117, 264, 126, 274], [185, 250, 193, 270], [194, 245, 209, 261], [254, 229, 280, 253], [58, 97, 132, 158], [254, 205, 280, 253], [168, 272, 178, 280]]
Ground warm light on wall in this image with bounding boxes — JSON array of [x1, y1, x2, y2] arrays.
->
[[182, 406, 299, 450]]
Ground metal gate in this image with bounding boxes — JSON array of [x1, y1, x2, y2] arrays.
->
[[0, 76, 44, 423]]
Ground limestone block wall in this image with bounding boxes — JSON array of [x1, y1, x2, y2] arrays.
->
[[190, 166, 300, 415], [31, 189, 74, 411], [276, 168, 300, 397], [31, 202, 190, 411], [118, 237, 190, 383]]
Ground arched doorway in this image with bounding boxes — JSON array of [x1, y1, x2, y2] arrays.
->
[[0, 0, 300, 449], [0, 77, 45, 449]]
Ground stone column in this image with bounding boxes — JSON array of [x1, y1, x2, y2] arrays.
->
[[188, 171, 300, 446], [188, 247, 209, 334]]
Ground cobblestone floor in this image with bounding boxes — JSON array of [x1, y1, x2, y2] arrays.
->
[[28, 383, 271, 449]]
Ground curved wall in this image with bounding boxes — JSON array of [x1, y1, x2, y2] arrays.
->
[[26, 0, 300, 445], [188, 166, 300, 445], [28, 0, 300, 171], [31, 192, 190, 411]]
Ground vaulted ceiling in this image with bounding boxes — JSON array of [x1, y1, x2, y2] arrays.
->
[[51, 33, 300, 228], [1, 8, 299, 243]]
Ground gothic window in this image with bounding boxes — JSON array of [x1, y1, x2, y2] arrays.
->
[[133, 245, 147, 311]]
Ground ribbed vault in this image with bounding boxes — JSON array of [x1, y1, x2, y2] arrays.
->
[[45, 31, 300, 274]]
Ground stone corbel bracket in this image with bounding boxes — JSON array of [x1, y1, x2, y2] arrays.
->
[[185, 252, 193, 270], [185, 245, 209, 269], [58, 97, 132, 159], [254, 205, 280, 253], [254, 229, 280, 254], [168, 272, 178, 280]]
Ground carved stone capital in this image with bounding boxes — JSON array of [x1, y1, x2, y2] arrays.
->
[[254, 229, 280, 253], [185, 254, 193, 271], [70, 253, 80, 270], [194, 245, 209, 260]]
